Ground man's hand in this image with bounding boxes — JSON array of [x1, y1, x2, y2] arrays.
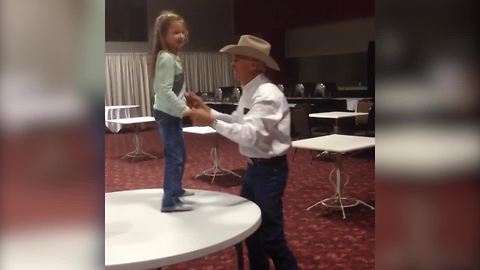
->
[[182, 108, 192, 118], [184, 108, 214, 126], [185, 92, 210, 112]]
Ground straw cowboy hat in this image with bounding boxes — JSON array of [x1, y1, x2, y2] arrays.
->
[[220, 35, 280, 71]]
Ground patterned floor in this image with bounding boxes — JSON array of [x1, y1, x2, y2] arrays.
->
[[105, 127, 375, 269]]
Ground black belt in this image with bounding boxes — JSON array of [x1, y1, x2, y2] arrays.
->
[[247, 155, 287, 166]]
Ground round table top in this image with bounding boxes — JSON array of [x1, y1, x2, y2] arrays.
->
[[105, 189, 261, 270]]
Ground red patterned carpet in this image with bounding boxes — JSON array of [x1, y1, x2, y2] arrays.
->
[[105, 127, 375, 269]]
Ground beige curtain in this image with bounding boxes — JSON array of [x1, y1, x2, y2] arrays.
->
[[105, 52, 235, 116], [180, 52, 236, 93], [105, 53, 151, 116]]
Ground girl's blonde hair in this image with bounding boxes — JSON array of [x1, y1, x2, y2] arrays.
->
[[149, 11, 189, 79]]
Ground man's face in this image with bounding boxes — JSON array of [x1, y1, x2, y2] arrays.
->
[[231, 55, 259, 84]]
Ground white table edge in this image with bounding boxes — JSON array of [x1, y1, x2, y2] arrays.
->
[[291, 143, 375, 154], [309, 112, 369, 118], [107, 219, 260, 270], [291, 134, 375, 153], [105, 189, 261, 270], [106, 117, 156, 125]]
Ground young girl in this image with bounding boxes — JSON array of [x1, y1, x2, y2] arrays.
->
[[149, 11, 193, 212]]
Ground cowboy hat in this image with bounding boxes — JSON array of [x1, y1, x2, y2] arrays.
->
[[219, 35, 280, 71]]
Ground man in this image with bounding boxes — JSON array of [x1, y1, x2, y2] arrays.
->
[[185, 35, 298, 270]]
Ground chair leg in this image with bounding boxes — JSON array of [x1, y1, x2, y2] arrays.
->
[[292, 148, 298, 162]]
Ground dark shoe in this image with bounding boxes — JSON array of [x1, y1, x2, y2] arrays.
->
[[180, 190, 195, 197], [161, 204, 193, 213]]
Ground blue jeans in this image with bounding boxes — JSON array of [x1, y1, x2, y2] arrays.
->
[[241, 159, 298, 270], [154, 110, 186, 208]]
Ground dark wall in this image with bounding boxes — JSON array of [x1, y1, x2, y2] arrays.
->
[[105, 0, 374, 49], [106, 0, 148, 41], [232, 0, 374, 83], [146, 0, 237, 52], [286, 52, 369, 85], [233, 0, 375, 34], [367, 41, 375, 91], [105, 0, 374, 94], [106, 0, 237, 50]]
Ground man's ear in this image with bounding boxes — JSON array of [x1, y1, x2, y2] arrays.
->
[[250, 60, 260, 71]]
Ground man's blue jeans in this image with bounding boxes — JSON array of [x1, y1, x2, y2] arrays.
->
[[154, 110, 186, 208], [241, 158, 298, 270]]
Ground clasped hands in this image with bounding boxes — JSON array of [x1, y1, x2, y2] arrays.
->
[[183, 92, 214, 126]]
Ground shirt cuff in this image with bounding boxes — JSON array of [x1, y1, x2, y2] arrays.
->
[[210, 118, 218, 129], [210, 109, 220, 119]]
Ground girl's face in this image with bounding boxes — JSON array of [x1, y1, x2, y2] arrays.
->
[[164, 20, 186, 52]]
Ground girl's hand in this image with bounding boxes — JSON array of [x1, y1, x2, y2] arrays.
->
[[185, 92, 201, 107], [185, 92, 210, 112], [184, 108, 214, 126]]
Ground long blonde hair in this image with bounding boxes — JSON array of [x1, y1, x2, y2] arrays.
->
[[149, 11, 189, 80]]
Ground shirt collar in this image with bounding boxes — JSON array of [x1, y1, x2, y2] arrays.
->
[[241, 73, 269, 94]]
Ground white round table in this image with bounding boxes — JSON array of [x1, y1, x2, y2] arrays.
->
[[105, 189, 261, 270], [104, 105, 140, 133]]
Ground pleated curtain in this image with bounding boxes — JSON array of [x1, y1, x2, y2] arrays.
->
[[105, 52, 235, 116]]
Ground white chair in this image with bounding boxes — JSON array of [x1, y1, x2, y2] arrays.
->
[[293, 83, 305, 97], [233, 87, 241, 101], [215, 88, 223, 101], [313, 83, 326, 97], [277, 84, 284, 92]]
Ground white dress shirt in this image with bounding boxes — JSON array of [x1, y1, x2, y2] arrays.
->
[[211, 74, 291, 158]]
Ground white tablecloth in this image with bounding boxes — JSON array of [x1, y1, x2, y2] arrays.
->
[[105, 105, 140, 133]]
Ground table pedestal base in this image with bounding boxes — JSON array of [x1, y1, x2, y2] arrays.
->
[[307, 155, 374, 218], [194, 146, 241, 183], [307, 196, 374, 219], [121, 128, 157, 161]]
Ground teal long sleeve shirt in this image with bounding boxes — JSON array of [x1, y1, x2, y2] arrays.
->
[[152, 51, 189, 118]]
